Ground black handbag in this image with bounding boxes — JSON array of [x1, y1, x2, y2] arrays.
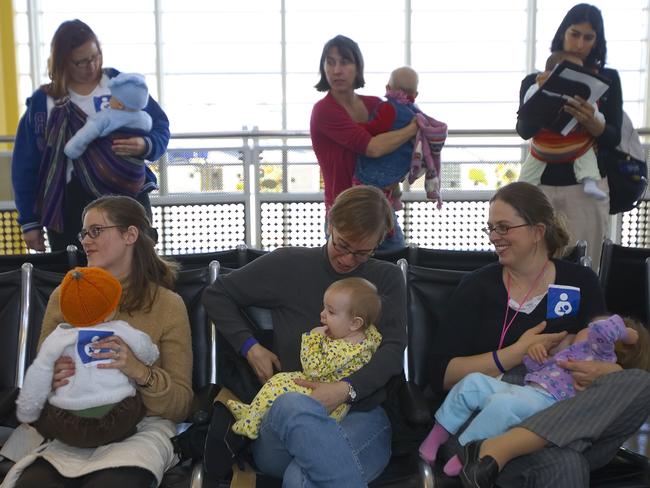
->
[[607, 152, 647, 214], [606, 112, 647, 214]]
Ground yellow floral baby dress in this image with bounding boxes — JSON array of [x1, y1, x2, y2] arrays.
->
[[227, 325, 382, 439]]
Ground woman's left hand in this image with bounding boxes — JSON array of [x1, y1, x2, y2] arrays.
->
[[557, 358, 622, 391], [564, 96, 605, 137], [112, 136, 146, 157], [94, 335, 145, 380]]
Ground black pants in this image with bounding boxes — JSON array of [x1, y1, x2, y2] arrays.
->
[[47, 177, 153, 252], [14, 458, 157, 488]]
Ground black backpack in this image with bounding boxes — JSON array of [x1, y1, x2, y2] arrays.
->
[[606, 112, 648, 214]]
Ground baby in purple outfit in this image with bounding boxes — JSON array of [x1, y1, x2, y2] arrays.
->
[[419, 315, 649, 477]]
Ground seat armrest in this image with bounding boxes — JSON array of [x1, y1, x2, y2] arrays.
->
[[188, 384, 220, 425], [615, 447, 650, 467], [590, 447, 650, 487], [399, 381, 432, 425], [0, 388, 18, 425]]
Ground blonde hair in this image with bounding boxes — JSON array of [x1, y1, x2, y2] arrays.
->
[[327, 277, 381, 329], [388, 66, 419, 96], [328, 186, 393, 242]]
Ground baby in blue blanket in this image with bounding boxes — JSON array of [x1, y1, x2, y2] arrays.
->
[[64, 72, 152, 159]]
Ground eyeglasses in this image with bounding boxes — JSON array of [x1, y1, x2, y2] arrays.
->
[[331, 231, 377, 261], [482, 223, 530, 236], [77, 225, 121, 242], [70, 53, 101, 69]]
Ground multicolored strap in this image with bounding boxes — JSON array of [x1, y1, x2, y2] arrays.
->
[[531, 128, 595, 163], [35, 99, 146, 232]]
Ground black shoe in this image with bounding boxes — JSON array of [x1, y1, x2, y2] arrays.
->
[[460, 440, 498, 488], [203, 401, 251, 483]]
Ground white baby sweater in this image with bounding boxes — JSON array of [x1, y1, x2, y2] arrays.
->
[[16, 320, 158, 423]]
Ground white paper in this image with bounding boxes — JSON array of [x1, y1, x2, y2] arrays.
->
[[557, 68, 610, 135]]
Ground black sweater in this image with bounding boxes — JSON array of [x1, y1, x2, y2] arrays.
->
[[429, 259, 606, 393], [516, 67, 623, 185]]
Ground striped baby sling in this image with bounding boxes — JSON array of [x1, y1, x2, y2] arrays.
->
[[530, 128, 595, 163], [35, 98, 146, 232]]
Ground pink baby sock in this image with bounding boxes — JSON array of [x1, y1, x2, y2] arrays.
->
[[443, 454, 463, 476], [418, 423, 450, 464]]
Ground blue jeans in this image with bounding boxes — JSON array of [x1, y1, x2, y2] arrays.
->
[[251, 393, 392, 488], [435, 372, 556, 446], [377, 213, 405, 252]]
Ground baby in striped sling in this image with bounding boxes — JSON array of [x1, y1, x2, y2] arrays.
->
[[64, 72, 152, 160], [519, 51, 607, 200]]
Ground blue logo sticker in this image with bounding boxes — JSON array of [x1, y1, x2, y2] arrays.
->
[[547, 284, 580, 319], [94, 95, 111, 112], [77, 329, 113, 366]]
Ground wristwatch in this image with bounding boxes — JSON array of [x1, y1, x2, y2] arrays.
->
[[346, 382, 357, 403]]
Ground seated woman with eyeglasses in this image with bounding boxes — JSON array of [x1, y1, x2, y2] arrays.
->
[[426, 181, 650, 487], [203, 185, 406, 486], [5, 195, 192, 488]]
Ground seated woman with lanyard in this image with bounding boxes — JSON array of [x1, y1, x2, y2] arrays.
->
[[429, 181, 650, 487]]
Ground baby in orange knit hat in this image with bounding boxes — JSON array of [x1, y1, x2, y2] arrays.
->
[[15, 267, 159, 448]]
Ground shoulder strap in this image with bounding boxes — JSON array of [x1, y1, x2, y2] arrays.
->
[[618, 111, 645, 161]]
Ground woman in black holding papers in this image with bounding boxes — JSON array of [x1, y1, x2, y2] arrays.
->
[[516, 3, 622, 268]]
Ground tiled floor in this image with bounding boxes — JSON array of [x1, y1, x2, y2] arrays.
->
[[624, 421, 649, 456]]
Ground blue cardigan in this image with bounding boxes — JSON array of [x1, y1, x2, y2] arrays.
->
[[11, 68, 170, 232]]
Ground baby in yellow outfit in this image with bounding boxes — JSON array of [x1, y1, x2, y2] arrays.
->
[[227, 277, 383, 439]]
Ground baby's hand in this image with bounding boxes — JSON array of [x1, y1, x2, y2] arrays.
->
[[623, 327, 639, 345], [535, 71, 551, 86], [311, 325, 328, 335], [527, 343, 548, 364]]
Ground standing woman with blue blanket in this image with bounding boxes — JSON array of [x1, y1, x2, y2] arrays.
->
[[11, 19, 169, 252]]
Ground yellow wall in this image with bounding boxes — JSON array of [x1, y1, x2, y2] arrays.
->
[[0, 0, 19, 140], [1, 0, 22, 251]]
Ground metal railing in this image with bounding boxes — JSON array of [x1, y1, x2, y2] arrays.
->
[[2, 129, 649, 252]]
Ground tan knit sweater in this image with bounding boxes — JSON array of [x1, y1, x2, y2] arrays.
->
[[39, 285, 193, 423]]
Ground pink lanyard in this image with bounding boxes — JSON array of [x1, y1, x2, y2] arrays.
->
[[498, 261, 549, 349]]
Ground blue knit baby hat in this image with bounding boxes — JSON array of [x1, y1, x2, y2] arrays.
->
[[108, 72, 149, 110]]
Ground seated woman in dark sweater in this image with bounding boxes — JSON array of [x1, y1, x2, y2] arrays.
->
[[428, 182, 650, 487], [203, 185, 407, 486]]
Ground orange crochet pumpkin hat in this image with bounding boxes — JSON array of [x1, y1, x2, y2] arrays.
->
[[60, 267, 122, 327]]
